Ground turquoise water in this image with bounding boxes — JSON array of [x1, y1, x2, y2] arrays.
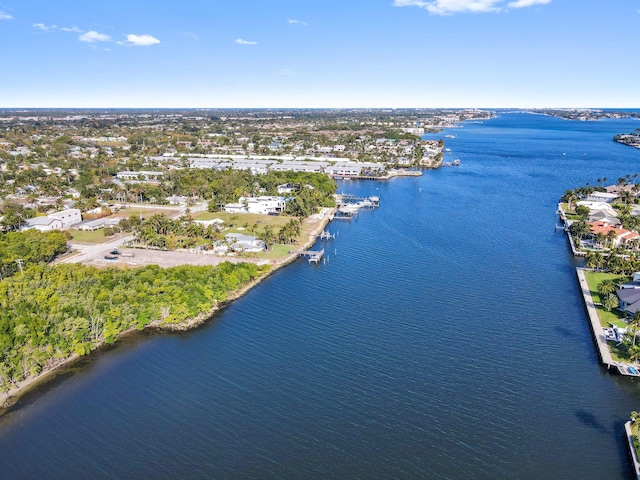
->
[[2, 113, 640, 479]]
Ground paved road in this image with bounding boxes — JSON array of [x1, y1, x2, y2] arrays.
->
[[57, 234, 136, 264]]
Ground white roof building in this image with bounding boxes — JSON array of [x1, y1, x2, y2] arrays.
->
[[224, 196, 285, 215], [23, 217, 64, 232], [224, 233, 265, 252], [576, 201, 618, 218]]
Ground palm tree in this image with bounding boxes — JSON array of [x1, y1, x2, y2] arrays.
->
[[603, 293, 620, 312], [585, 251, 604, 271], [185, 222, 204, 238], [564, 191, 579, 212], [607, 229, 618, 249], [620, 190, 634, 205], [629, 311, 640, 347], [629, 345, 640, 364], [598, 279, 617, 297], [569, 220, 591, 240]]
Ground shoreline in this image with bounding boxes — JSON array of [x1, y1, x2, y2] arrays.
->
[[626, 421, 640, 480], [0, 208, 335, 413], [575, 268, 639, 377], [575, 268, 615, 368]]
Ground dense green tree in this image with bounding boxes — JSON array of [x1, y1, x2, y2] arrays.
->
[[0, 261, 268, 392]]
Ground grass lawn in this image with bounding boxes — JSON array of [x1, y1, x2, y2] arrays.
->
[[559, 203, 580, 219], [607, 340, 633, 363], [114, 207, 180, 219], [256, 244, 296, 261], [584, 270, 636, 361], [583, 270, 629, 328], [194, 211, 295, 230], [632, 422, 640, 462], [69, 228, 111, 244]]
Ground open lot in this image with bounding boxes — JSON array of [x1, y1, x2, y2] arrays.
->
[[61, 207, 333, 269], [88, 247, 259, 269]]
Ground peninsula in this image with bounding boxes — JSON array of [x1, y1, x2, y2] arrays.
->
[[614, 130, 640, 149]]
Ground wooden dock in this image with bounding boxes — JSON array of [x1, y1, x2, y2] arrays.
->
[[318, 230, 335, 241], [334, 208, 358, 220], [298, 249, 324, 264]]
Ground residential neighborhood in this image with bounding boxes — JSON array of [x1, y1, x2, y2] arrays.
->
[[0, 108, 491, 237]]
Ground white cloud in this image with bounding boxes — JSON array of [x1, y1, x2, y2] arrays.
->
[[235, 38, 258, 45], [124, 34, 160, 46], [0, 10, 12, 20], [33, 23, 57, 31], [184, 32, 199, 39], [288, 19, 308, 26], [79, 30, 111, 43], [507, 0, 550, 7], [393, 0, 551, 14], [34, 24, 84, 33]]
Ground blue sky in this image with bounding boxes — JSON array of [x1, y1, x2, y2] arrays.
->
[[1, 0, 639, 108]]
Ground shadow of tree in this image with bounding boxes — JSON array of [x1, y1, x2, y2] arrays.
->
[[575, 409, 609, 434]]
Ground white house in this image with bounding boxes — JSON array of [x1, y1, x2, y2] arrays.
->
[[576, 201, 618, 218], [224, 233, 265, 252], [585, 191, 619, 203], [225, 196, 285, 215], [277, 183, 299, 194], [23, 216, 64, 232], [224, 202, 248, 214], [49, 208, 82, 228], [77, 217, 121, 231], [166, 195, 188, 205]]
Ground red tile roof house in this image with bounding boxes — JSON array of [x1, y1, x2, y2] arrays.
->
[[588, 221, 640, 248]]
